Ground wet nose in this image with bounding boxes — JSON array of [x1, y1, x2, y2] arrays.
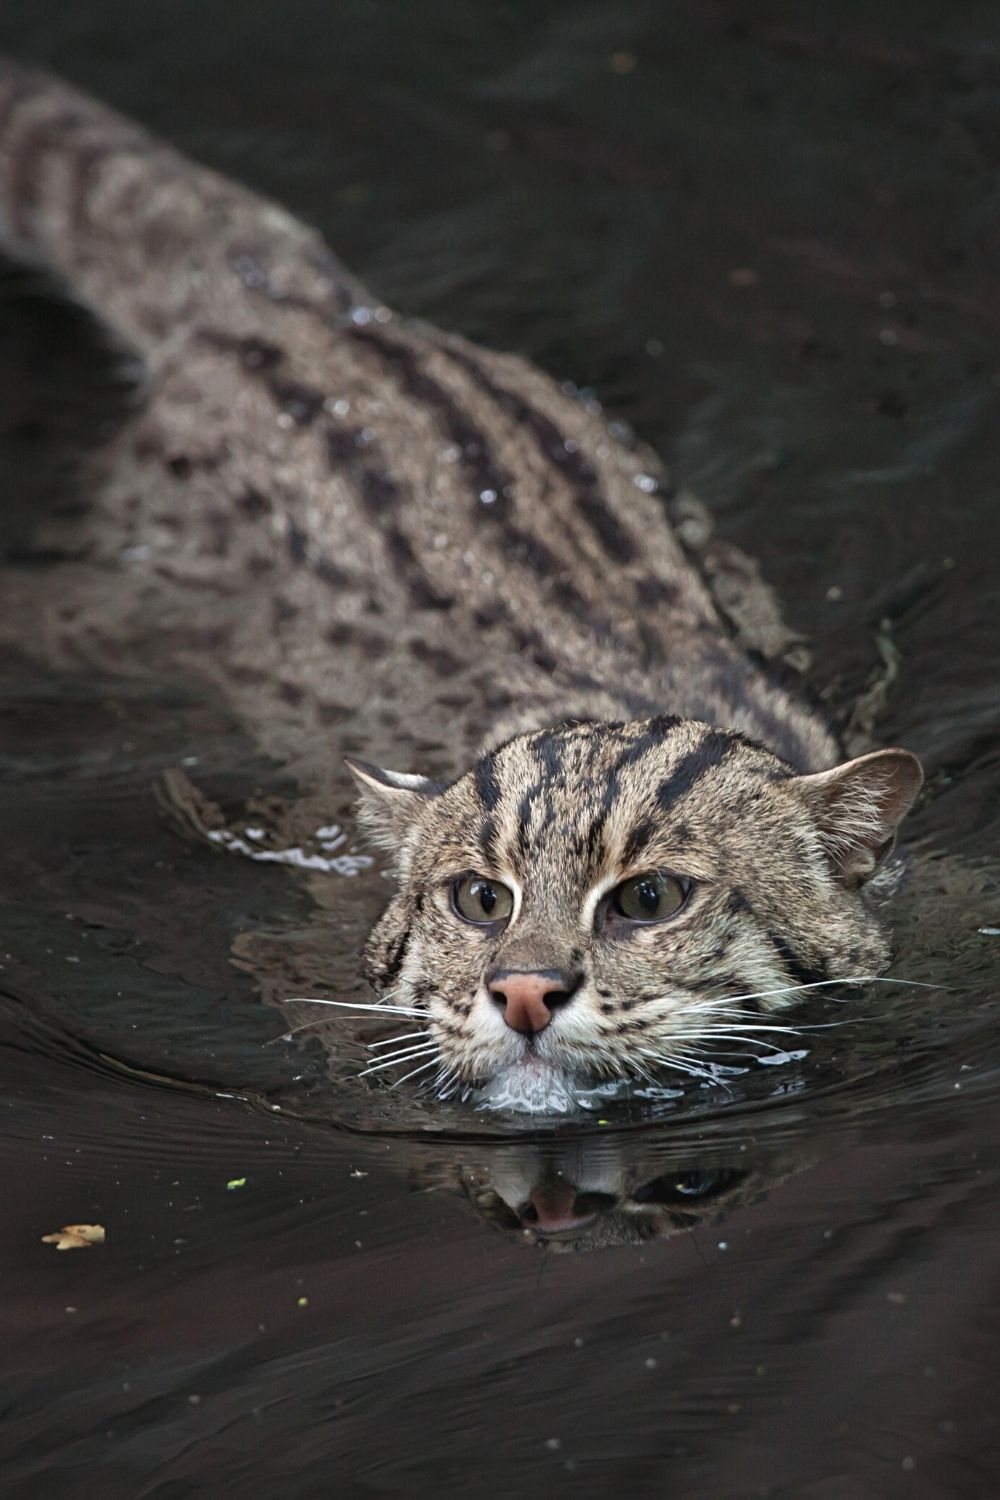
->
[[487, 968, 581, 1035], [520, 1181, 616, 1235]]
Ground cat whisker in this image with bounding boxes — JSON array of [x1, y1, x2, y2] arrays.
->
[[361, 1039, 439, 1064], [701, 975, 940, 1010], [672, 1013, 809, 1034], [693, 1034, 792, 1056], [682, 1005, 848, 1034], [676, 1018, 802, 1034], [281, 998, 426, 1016], [264, 1020, 327, 1044], [672, 1055, 736, 1097], [367, 1030, 432, 1049], [639, 1044, 739, 1093], [390, 1056, 442, 1089], [434, 1073, 462, 1101], [638, 1048, 714, 1082], [629, 1060, 663, 1089], [357, 1043, 440, 1078]]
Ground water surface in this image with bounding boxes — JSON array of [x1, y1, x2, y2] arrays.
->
[[1, 3, 999, 1496]]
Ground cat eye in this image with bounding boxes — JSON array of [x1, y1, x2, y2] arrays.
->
[[611, 870, 689, 923], [632, 1169, 742, 1205], [451, 873, 514, 927]]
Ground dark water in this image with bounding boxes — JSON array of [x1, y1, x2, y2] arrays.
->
[[1, 3, 1000, 1496]]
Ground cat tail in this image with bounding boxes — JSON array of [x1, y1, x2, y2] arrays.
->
[[0, 58, 368, 361]]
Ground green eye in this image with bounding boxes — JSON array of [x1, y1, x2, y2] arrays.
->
[[452, 874, 514, 926], [612, 871, 688, 923]]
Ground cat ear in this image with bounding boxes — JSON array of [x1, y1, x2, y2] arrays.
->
[[796, 748, 923, 886], [345, 757, 443, 849]]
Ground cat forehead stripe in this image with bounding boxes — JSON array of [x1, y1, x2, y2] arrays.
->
[[0, 63, 922, 1113]]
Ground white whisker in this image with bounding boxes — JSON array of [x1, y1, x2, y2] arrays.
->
[[434, 1067, 461, 1100], [702, 974, 939, 1009], [671, 1016, 808, 1036], [363, 1041, 439, 1065], [357, 1044, 439, 1078], [639, 1049, 709, 1080], [390, 1057, 441, 1089], [281, 998, 426, 1016], [367, 1030, 432, 1050], [264, 1019, 327, 1044], [694, 1033, 791, 1055], [639, 1047, 737, 1094]]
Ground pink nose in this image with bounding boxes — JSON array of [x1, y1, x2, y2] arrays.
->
[[522, 1181, 606, 1235], [487, 969, 580, 1035]]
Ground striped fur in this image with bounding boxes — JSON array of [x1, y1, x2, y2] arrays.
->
[[360, 721, 920, 1101], [0, 62, 921, 1106]]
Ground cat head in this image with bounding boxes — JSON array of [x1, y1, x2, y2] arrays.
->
[[453, 1147, 790, 1249], [348, 717, 922, 1110]]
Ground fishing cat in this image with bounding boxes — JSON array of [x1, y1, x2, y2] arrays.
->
[[0, 61, 922, 1113], [429, 1133, 813, 1249]]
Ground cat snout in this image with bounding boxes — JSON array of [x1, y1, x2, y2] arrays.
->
[[487, 968, 582, 1035], [519, 1179, 613, 1235]]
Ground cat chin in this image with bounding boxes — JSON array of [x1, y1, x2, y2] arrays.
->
[[474, 1055, 584, 1115]]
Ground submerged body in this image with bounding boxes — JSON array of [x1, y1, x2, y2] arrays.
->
[[0, 62, 921, 1110]]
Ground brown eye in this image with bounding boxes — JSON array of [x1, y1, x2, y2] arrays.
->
[[612, 871, 687, 923], [452, 874, 514, 926]]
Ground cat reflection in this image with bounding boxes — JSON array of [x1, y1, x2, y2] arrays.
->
[[419, 1136, 808, 1251]]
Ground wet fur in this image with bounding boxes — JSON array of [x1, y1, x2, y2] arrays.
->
[[0, 62, 921, 1107], [359, 719, 919, 1098]]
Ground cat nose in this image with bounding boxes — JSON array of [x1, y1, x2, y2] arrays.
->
[[519, 1180, 615, 1235], [487, 968, 581, 1035]]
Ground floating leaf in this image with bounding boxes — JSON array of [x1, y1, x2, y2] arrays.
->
[[42, 1223, 106, 1251]]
